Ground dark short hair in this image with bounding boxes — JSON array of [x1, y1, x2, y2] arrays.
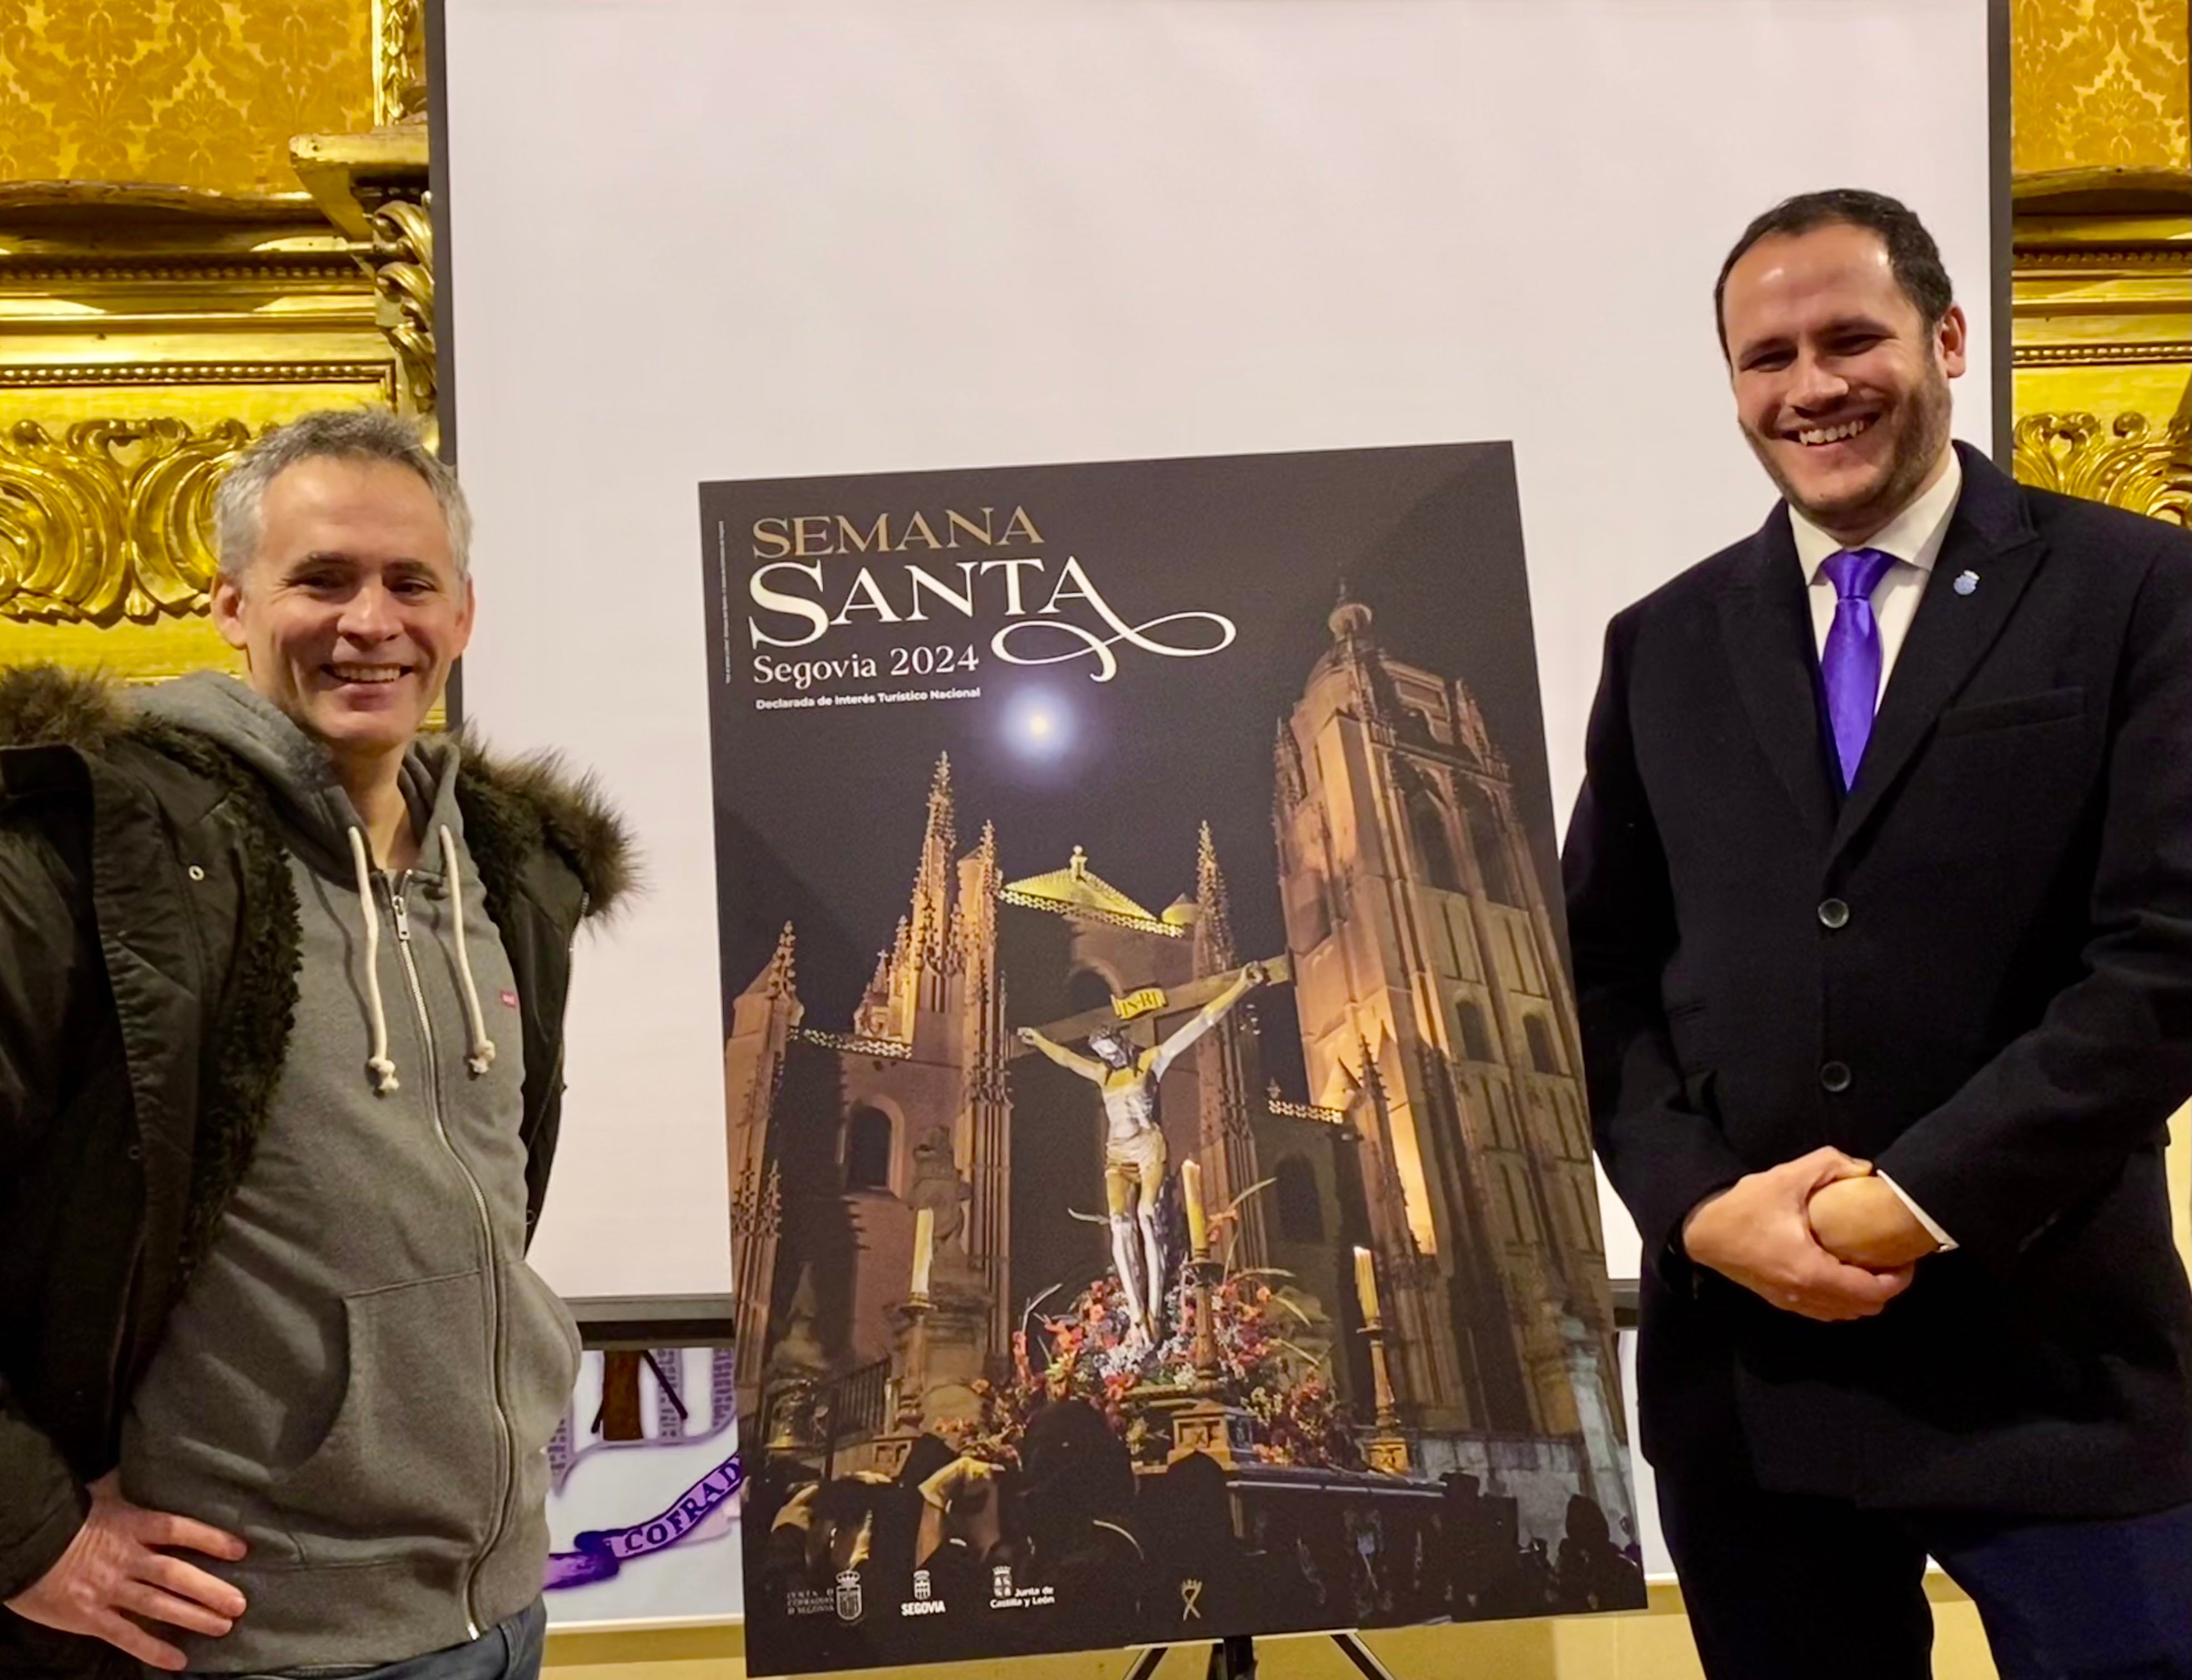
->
[[1714, 188, 1954, 358]]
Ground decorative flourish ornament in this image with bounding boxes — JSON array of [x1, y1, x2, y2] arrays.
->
[[2013, 411, 2191, 527], [364, 195, 439, 449], [0, 418, 251, 625], [374, 0, 431, 126]]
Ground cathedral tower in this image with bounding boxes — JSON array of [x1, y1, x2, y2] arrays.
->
[[1273, 595, 1622, 1503], [725, 922, 798, 1413]]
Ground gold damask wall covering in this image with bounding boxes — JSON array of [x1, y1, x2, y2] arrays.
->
[[2013, 0, 2191, 173], [0, 0, 372, 195]]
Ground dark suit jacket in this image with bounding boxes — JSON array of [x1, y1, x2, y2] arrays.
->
[[1564, 442, 2192, 1517]]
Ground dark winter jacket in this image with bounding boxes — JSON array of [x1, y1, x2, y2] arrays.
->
[[0, 666, 633, 1675]]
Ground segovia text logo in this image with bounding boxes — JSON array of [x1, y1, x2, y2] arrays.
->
[[745, 504, 1236, 683]]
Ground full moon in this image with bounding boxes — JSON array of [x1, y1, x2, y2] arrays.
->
[[1003, 688, 1075, 761]]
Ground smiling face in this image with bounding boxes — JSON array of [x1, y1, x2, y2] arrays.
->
[[211, 455, 473, 770], [1721, 221, 1965, 544]]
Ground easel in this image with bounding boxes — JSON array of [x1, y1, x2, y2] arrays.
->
[[1121, 1630, 1405, 1679]]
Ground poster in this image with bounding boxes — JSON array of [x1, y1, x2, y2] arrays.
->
[[705, 444, 1644, 1672]]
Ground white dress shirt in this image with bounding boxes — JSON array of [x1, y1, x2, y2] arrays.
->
[[1787, 451, 1964, 1251]]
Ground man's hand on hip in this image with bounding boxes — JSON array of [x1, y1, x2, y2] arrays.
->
[[1681, 1148, 1915, 1322], [2, 1472, 247, 1671]]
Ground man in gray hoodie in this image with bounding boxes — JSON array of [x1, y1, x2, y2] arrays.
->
[[0, 411, 631, 1678]]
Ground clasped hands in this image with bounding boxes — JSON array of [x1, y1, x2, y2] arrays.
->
[[1681, 1148, 1939, 1323]]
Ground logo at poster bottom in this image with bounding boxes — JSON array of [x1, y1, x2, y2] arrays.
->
[[901, 1568, 945, 1617], [835, 1569, 865, 1624]]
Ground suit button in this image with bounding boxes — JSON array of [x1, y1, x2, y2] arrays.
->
[[1817, 898, 1850, 929], [1820, 1061, 1853, 1093]]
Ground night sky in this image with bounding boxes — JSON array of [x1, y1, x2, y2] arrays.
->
[[700, 442, 1559, 1032]]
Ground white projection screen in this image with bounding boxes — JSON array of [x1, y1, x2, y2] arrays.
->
[[442, 0, 1999, 1298]]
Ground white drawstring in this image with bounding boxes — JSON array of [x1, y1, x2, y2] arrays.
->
[[440, 824, 497, 1075], [347, 827, 400, 1096]]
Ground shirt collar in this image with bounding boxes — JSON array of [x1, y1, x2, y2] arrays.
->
[[1790, 448, 1964, 583]]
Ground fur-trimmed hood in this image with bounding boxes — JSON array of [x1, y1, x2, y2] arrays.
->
[[0, 663, 635, 918]]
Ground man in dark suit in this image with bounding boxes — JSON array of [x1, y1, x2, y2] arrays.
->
[[1565, 188, 2192, 1678]]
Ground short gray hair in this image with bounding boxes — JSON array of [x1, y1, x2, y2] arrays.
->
[[214, 409, 472, 583]]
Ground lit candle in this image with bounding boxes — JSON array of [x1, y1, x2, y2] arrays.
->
[[1181, 1159, 1209, 1256], [1354, 1245, 1381, 1326], [910, 1206, 935, 1302]]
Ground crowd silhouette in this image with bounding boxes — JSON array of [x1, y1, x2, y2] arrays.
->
[[745, 1397, 1644, 1670]]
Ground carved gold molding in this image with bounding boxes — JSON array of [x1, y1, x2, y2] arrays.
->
[[374, 0, 430, 126], [366, 195, 437, 442], [2017, 247, 2189, 269], [2016, 343, 2192, 368], [0, 260, 364, 287], [0, 363, 393, 390], [2012, 409, 2191, 525], [0, 419, 249, 626], [290, 128, 436, 448]]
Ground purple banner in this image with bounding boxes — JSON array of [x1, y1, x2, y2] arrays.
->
[[546, 1451, 745, 1589]]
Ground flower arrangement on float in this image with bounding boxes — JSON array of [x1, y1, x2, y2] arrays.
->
[[934, 1199, 1365, 1472]]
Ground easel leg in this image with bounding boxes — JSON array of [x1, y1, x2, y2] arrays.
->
[[1328, 1631, 1402, 1680], [1126, 1631, 1400, 1679]]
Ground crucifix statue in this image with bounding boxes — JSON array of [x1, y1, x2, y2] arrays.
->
[[1017, 962, 1265, 1344]]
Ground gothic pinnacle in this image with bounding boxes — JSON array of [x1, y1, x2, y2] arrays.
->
[[965, 820, 1001, 890], [1195, 821, 1237, 966], [1196, 823, 1231, 905], [1355, 1030, 1387, 1098], [766, 921, 797, 997], [920, 752, 958, 857]]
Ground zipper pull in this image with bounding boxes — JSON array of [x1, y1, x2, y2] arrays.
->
[[390, 887, 412, 944]]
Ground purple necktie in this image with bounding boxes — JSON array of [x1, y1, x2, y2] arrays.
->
[[1820, 547, 1897, 789]]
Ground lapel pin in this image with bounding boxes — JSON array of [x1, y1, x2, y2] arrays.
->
[[1953, 569, 1979, 596]]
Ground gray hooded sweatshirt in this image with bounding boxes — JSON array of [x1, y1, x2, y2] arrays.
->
[[118, 674, 580, 1671]]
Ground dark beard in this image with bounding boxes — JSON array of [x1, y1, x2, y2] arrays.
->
[[1746, 364, 1955, 539]]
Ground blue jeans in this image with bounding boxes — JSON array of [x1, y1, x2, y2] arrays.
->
[[1661, 1466, 2192, 1680], [191, 1600, 547, 1680], [1930, 1503, 2192, 1680]]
